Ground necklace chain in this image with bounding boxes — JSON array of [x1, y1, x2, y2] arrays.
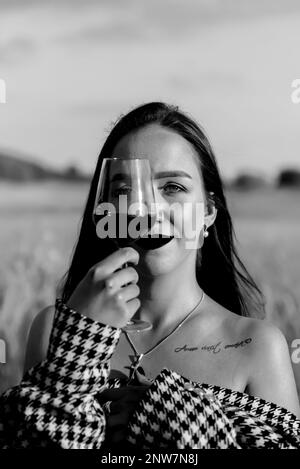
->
[[124, 291, 205, 379]]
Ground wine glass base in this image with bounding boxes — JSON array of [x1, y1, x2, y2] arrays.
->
[[123, 319, 153, 332]]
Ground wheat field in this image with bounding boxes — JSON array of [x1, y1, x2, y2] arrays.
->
[[0, 182, 299, 395]]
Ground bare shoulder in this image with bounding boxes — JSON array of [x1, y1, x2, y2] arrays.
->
[[207, 294, 286, 350], [205, 295, 289, 364], [228, 312, 300, 417], [223, 308, 289, 360], [23, 305, 56, 373], [203, 295, 267, 345], [34, 304, 56, 329], [235, 315, 293, 381], [31, 304, 56, 345], [234, 314, 288, 356]]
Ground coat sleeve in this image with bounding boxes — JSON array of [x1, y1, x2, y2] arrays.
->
[[0, 299, 122, 449]]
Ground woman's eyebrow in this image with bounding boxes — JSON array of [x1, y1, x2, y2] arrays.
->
[[110, 170, 193, 182], [154, 171, 192, 179], [110, 173, 129, 182]]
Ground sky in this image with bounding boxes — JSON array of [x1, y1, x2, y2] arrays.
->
[[0, 0, 300, 179]]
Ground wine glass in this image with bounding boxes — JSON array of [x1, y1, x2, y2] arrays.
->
[[92, 157, 156, 332]]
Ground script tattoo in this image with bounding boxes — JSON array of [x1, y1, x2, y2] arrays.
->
[[174, 344, 199, 353], [201, 342, 222, 354], [174, 338, 252, 354], [224, 338, 252, 350], [202, 338, 252, 354]]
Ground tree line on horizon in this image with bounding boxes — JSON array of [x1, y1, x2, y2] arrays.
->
[[0, 151, 299, 189], [0, 151, 90, 182], [228, 168, 300, 189]]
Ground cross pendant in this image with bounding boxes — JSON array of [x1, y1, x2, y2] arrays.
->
[[126, 353, 144, 381]]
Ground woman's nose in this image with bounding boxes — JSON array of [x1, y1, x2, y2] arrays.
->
[[156, 210, 164, 223], [152, 187, 168, 223]]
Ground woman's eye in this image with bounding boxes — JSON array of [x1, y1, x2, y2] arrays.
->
[[112, 186, 132, 197], [162, 183, 186, 194]]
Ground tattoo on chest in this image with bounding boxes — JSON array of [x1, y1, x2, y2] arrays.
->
[[201, 342, 223, 354], [174, 344, 199, 353], [174, 338, 252, 354]]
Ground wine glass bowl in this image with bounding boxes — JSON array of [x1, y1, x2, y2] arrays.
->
[[92, 158, 156, 332]]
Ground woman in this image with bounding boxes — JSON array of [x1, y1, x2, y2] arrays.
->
[[2, 102, 300, 449]]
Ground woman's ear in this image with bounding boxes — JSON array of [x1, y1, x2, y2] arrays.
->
[[204, 193, 217, 229]]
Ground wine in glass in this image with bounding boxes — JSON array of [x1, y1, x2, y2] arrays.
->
[[92, 157, 156, 332]]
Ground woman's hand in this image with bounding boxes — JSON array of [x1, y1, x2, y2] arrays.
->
[[99, 384, 150, 444], [66, 247, 141, 329]]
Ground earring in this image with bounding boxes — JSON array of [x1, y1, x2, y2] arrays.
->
[[203, 224, 209, 238]]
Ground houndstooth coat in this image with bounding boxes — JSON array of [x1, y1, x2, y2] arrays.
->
[[0, 299, 300, 449]]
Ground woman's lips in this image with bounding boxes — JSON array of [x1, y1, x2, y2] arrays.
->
[[134, 234, 174, 250]]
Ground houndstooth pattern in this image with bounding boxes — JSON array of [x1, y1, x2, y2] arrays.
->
[[0, 299, 300, 449], [124, 368, 240, 449], [0, 299, 121, 448], [115, 368, 300, 449], [200, 382, 300, 448]]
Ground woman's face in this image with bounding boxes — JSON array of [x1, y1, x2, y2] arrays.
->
[[112, 124, 207, 277]]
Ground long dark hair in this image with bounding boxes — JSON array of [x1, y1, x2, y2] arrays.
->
[[59, 102, 265, 317]]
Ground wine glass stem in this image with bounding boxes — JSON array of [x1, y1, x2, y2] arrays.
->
[[122, 261, 134, 325], [120, 259, 152, 332]]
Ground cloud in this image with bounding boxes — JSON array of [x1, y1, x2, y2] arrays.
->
[[0, 0, 100, 9], [166, 70, 248, 95], [52, 0, 300, 47], [59, 21, 146, 45], [2, 0, 300, 52], [1, 0, 300, 177], [0, 37, 35, 63], [1, 0, 300, 14]]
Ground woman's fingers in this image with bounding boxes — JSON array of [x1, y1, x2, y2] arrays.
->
[[108, 427, 127, 444], [109, 395, 142, 415], [109, 401, 124, 415], [92, 247, 139, 282], [106, 283, 140, 304], [106, 408, 132, 428], [100, 385, 149, 401], [100, 388, 128, 401], [105, 266, 139, 292], [102, 386, 152, 444]]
